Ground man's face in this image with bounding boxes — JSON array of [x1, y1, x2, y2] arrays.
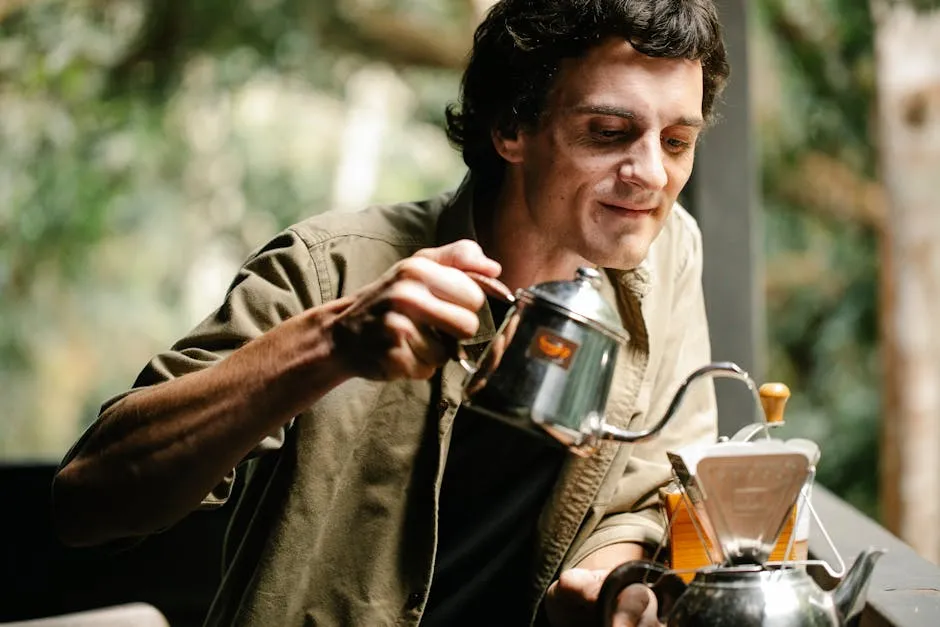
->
[[501, 38, 705, 269]]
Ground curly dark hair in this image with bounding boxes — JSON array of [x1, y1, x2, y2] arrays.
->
[[446, 0, 730, 188]]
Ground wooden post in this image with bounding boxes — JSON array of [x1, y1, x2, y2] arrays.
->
[[870, 0, 940, 564], [688, 0, 764, 435]]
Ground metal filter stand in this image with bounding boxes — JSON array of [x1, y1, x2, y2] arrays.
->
[[652, 374, 847, 580]]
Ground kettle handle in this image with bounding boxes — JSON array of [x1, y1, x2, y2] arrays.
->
[[597, 560, 687, 627], [448, 272, 517, 374]]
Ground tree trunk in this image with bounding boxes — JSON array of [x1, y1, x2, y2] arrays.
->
[[870, 0, 940, 564]]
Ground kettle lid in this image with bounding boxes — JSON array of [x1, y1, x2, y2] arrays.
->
[[525, 267, 628, 341]]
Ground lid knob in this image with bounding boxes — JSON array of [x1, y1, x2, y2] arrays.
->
[[575, 266, 602, 287], [758, 382, 791, 424]]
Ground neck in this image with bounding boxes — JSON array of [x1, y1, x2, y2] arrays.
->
[[475, 174, 589, 292]]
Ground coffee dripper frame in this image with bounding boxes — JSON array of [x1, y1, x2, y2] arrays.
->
[[656, 467, 847, 579], [650, 372, 848, 581]]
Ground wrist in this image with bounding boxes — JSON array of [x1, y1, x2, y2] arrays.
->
[[250, 298, 356, 414], [295, 296, 358, 386]]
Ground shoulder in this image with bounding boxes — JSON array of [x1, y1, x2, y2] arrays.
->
[[267, 190, 455, 298], [288, 191, 454, 253]]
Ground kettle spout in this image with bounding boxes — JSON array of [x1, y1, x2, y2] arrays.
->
[[833, 547, 885, 624], [596, 362, 758, 443]]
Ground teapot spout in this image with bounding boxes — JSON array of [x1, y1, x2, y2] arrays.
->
[[596, 362, 758, 443], [833, 547, 885, 624]]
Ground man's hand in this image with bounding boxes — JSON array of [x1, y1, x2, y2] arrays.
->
[[544, 568, 663, 627], [331, 239, 502, 381]]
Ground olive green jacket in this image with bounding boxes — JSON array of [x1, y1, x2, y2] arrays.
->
[[83, 180, 717, 626]]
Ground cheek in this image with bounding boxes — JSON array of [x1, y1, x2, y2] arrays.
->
[[666, 158, 695, 195], [524, 136, 616, 212], [539, 133, 613, 179]]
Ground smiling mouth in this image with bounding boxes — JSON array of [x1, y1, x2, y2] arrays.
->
[[599, 202, 656, 215]]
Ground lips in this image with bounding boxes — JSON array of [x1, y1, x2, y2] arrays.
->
[[599, 201, 656, 214]]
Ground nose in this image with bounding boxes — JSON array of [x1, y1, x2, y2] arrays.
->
[[618, 133, 668, 192]]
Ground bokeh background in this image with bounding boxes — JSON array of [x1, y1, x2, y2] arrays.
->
[[1, 0, 937, 568]]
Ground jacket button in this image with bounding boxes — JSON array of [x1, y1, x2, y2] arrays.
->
[[438, 400, 450, 414]]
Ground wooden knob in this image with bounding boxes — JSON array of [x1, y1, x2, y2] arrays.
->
[[759, 382, 791, 424]]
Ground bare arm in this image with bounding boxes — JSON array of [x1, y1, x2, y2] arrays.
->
[[53, 299, 351, 546], [53, 239, 500, 547]]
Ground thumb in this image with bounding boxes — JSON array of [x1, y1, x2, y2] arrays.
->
[[545, 568, 609, 626], [612, 584, 659, 627]]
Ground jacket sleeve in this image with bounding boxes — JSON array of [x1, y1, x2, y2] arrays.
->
[[566, 213, 719, 564]]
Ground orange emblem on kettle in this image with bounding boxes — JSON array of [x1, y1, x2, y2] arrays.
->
[[528, 328, 579, 370], [538, 335, 573, 360]]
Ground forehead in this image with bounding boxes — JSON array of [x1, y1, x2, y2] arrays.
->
[[548, 38, 704, 121]]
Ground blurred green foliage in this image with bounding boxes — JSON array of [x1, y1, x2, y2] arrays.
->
[[755, 0, 880, 517], [0, 0, 882, 520], [0, 0, 466, 460]]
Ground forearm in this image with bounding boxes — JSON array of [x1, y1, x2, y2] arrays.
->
[[54, 298, 352, 546]]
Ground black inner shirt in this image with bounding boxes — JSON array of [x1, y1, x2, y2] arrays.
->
[[421, 298, 568, 626]]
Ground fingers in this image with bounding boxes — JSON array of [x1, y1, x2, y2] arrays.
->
[[332, 240, 501, 382], [386, 241, 501, 339], [612, 584, 660, 627], [414, 239, 502, 277], [385, 279, 481, 340], [383, 312, 447, 379], [557, 568, 606, 603], [543, 569, 608, 627], [393, 256, 487, 313], [543, 570, 663, 627]]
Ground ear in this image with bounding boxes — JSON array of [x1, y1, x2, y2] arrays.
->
[[491, 126, 527, 164]]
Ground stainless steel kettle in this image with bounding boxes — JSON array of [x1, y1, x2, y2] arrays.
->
[[456, 267, 753, 455], [597, 548, 885, 627]]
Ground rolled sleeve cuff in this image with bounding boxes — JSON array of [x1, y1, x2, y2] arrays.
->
[[198, 419, 292, 509], [199, 468, 236, 509]]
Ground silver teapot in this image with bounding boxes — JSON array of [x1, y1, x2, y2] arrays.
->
[[598, 548, 884, 627], [455, 267, 753, 455]]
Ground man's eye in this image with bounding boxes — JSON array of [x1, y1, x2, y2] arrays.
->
[[664, 137, 692, 153], [592, 129, 626, 142]]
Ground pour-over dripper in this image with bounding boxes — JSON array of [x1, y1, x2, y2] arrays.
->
[[695, 448, 810, 565]]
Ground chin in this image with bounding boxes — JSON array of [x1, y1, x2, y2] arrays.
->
[[580, 250, 645, 271], [609, 254, 647, 271], [580, 221, 657, 269], [583, 239, 650, 271]]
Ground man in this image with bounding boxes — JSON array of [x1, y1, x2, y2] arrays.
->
[[53, 0, 730, 625]]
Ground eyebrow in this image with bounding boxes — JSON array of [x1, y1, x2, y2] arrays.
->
[[570, 104, 705, 129]]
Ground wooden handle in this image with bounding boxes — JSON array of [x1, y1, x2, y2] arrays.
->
[[759, 382, 791, 424]]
